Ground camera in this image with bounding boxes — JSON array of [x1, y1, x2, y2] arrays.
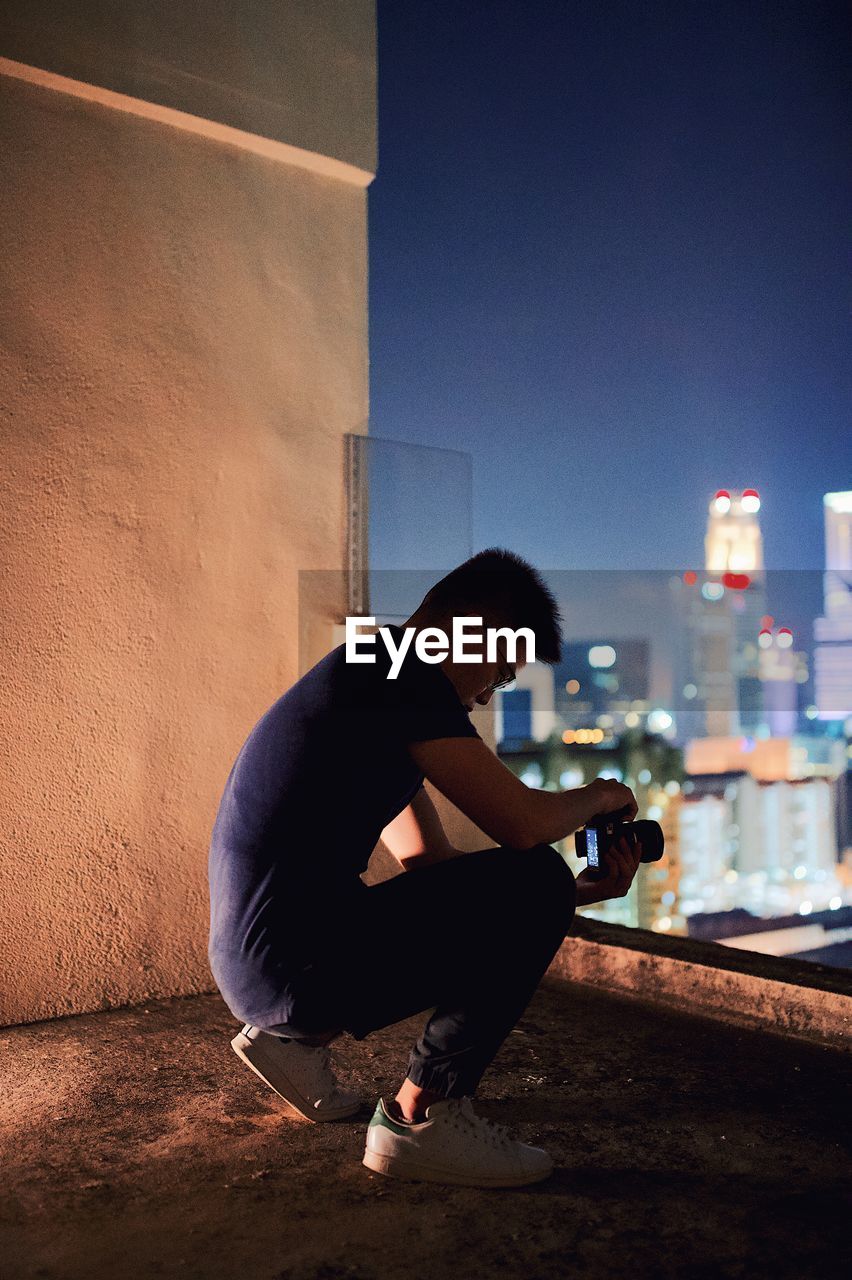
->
[[574, 806, 665, 881]]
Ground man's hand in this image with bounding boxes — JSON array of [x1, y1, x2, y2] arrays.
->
[[575, 836, 643, 907], [582, 777, 638, 823]]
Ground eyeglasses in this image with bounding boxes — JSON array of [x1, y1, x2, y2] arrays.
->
[[487, 660, 517, 694]]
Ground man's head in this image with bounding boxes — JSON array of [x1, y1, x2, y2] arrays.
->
[[404, 548, 563, 712]]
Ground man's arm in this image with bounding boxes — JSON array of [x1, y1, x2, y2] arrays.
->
[[406, 737, 637, 850], [380, 785, 467, 872]]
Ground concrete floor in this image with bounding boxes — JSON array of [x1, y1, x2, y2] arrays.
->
[[1, 978, 849, 1280]]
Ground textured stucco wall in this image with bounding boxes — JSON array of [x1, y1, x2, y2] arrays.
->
[[0, 14, 373, 1023]]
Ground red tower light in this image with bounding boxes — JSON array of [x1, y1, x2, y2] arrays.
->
[[722, 572, 751, 590], [683, 570, 697, 585]]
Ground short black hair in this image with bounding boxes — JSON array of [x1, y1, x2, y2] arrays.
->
[[420, 548, 562, 665]]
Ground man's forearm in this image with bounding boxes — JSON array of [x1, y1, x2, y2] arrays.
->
[[402, 787, 601, 862], [514, 783, 602, 849], [404, 792, 599, 860]]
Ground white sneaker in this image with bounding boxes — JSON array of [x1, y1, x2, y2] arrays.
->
[[362, 1096, 554, 1187], [230, 1026, 361, 1122]]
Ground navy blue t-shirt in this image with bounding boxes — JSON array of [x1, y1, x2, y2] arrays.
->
[[207, 625, 481, 1025]]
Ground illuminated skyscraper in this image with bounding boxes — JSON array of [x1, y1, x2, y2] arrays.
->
[[704, 488, 764, 574], [672, 489, 767, 737], [759, 627, 808, 737], [679, 768, 840, 918], [814, 491, 852, 722], [635, 789, 682, 931]]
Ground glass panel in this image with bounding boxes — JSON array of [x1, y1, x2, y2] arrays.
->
[[345, 434, 473, 623]]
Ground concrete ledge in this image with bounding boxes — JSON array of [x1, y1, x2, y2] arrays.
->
[[0, 0, 377, 174], [0, 57, 374, 185], [550, 918, 852, 1052]]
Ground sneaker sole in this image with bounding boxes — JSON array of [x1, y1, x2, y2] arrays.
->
[[362, 1148, 553, 1188], [231, 1033, 361, 1123]]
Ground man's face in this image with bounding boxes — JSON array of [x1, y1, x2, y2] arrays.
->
[[458, 637, 527, 712]]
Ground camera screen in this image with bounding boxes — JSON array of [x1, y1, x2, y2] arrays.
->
[[586, 827, 599, 867]]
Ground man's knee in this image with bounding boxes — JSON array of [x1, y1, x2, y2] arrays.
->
[[519, 840, 573, 878], [506, 842, 576, 920]]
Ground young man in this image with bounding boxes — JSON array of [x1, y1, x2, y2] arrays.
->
[[208, 548, 642, 1187]]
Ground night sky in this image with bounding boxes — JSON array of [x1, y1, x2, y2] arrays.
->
[[368, 0, 851, 624]]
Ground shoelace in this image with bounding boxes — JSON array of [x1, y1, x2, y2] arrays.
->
[[309, 1044, 344, 1097], [447, 1097, 513, 1149]]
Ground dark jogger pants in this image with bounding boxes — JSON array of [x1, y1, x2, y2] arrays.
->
[[269, 842, 577, 1099]]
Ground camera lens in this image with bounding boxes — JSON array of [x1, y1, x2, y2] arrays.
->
[[632, 819, 664, 863]]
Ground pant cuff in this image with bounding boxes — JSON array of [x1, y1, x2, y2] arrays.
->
[[405, 1047, 480, 1099]]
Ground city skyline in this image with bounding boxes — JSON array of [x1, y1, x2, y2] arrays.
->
[[494, 483, 851, 963], [501, 487, 851, 742], [364, 445, 835, 658]]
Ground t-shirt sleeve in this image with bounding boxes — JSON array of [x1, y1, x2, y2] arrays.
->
[[385, 658, 482, 746]]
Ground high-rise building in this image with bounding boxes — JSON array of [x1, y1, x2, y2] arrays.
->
[[760, 777, 837, 878], [759, 628, 808, 737], [679, 772, 761, 911], [553, 639, 651, 737], [684, 733, 846, 782], [814, 491, 852, 722], [495, 662, 556, 747], [679, 732, 845, 920], [704, 488, 764, 574], [679, 770, 840, 915], [635, 790, 682, 931], [671, 488, 767, 738]]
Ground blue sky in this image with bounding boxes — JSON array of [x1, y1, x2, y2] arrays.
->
[[367, 0, 850, 616]]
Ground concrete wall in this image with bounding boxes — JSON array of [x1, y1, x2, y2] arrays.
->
[[0, 2, 376, 1024]]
